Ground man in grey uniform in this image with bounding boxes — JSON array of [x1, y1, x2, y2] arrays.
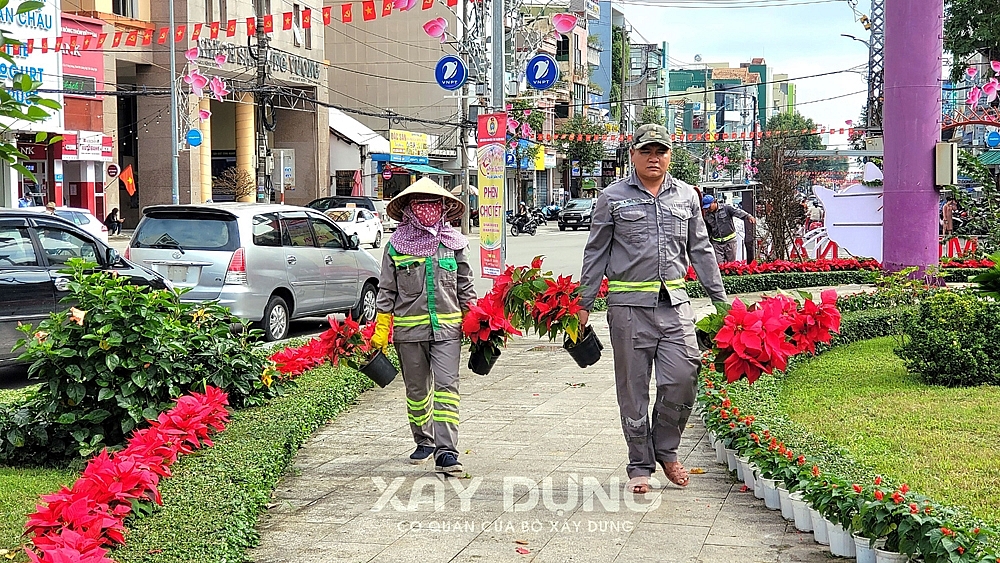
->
[[578, 124, 727, 493], [702, 194, 756, 264]]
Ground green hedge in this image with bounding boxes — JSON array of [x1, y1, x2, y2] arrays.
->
[[111, 362, 376, 563], [942, 267, 991, 282], [687, 270, 877, 298]]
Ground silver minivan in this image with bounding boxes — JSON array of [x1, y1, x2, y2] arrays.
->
[[127, 203, 381, 340]]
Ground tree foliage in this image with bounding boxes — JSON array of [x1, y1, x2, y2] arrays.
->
[[214, 167, 256, 200], [610, 25, 628, 122], [756, 135, 804, 261], [1, 0, 62, 182], [638, 105, 664, 126], [946, 149, 1000, 252], [944, 0, 1000, 81], [669, 147, 701, 185], [757, 111, 846, 180], [555, 115, 608, 173], [707, 142, 746, 180]]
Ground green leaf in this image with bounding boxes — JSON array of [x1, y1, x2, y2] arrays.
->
[[98, 387, 116, 401], [141, 406, 160, 421], [66, 382, 86, 405], [34, 131, 46, 143], [106, 353, 121, 372], [15, 0, 44, 13], [56, 413, 77, 424]]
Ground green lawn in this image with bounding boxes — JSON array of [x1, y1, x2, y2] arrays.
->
[[0, 467, 76, 557], [780, 337, 1000, 525]]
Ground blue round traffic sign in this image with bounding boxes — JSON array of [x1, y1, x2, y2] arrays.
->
[[987, 131, 1000, 148], [434, 55, 468, 91], [186, 129, 203, 147], [525, 53, 559, 90]]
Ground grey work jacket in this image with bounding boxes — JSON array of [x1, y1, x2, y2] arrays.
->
[[704, 203, 749, 242], [376, 243, 477, 342], [580, 172, 727, 309]]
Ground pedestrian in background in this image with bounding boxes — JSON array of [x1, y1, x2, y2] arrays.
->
[[369, 178, 477, 475], [578, 124, 728, 494], [702, 194, 757, 264], [44, 202, 56, 215], [105, 208, 124, 236], [942, 196, 958, 237]]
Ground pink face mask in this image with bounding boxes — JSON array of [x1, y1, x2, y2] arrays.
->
[[411, 199, 444, 227]]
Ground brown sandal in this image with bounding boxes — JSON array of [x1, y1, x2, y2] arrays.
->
[[626, 476, 651, 494], [659, 460, 690, 487]]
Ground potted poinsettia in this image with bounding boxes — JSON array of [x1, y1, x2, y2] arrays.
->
[[462, 293, 522, 375]]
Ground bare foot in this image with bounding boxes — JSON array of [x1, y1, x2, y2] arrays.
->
[[626, 475, 651, 494]]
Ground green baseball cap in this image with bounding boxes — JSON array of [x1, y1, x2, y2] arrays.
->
[[632, 124, 672, 149]]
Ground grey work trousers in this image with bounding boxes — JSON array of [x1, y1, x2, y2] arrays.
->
[[607, 302, 700, 478], [711, 239, 738, 264], [395, 339, 461, 457]]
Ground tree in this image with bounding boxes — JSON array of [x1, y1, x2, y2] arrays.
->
[[669, 147, 701, 185], [1, 0, 63, 184], [706, 142, 746, 181], [638, 105, 664, 126], [555, 115, 607, 173], [506, 99, 546, 204], [610, 25, 628, 122], [944, 0, 1000, 81], [214, 167, 256, 201], [947, 149, 1000, 252], [756, 136, 804, 260], [756, 111, 846, 183]]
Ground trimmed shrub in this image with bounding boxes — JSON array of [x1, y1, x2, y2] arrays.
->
[[895, 291, 1000, 387], [2, 260, 282, 463], [686, 270, 877, 298]]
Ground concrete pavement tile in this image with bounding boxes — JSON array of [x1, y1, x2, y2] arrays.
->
[[697, 544, 780, 563], [251, 540, 386, 563], [328, 514, 411, 545], [612, 522, 710, 563], [368, 530, 479, 563]]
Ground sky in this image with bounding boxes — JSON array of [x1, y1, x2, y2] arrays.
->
[[617, 0, 873, 130]]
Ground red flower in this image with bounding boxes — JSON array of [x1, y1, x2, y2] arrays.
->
[[811, 465, 820, 478], [909, 503, 918, 514], [597, 277, 609, 298], [750, 433, 760, 443], [899, 483, 909, 494], [958, 546, 965, 555], [941, 527, 953, 537], [874, 490, 884, 501], [852, 484, 862, 493], [796, 455, 806, 466], [462, 293, 521, 345], [874, 476, 882, 485], [729, 422, 736, 429], [891, 491, 904, 504]]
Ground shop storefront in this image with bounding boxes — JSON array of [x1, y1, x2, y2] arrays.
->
[[372, 129, 450, 199]]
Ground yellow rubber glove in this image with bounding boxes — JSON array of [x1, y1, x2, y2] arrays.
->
[[370, 312, 392, 351]]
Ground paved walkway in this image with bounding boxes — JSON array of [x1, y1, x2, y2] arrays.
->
[[251, 288, 866, 563]]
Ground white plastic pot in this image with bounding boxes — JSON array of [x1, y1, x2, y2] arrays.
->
[[827, 521, 856, 558], [725, 448, 738, 472], [735, 455, 748, 480], [742, 461, 757, 490], [715, 440, 727, 465], [809, 507, 830, 545], [789, 491, 812, 532], [874, 547, 909, 563], [777, 485, 795, 521], [760, 477, 781, 510], [753, 472, 764, 499], [854, 534, 885, 563]]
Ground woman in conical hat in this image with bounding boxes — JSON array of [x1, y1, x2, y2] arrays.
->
[[369, 178, 477, 475]]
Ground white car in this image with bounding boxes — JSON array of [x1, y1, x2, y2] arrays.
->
[[325, 207, 383, 248], [372, 200, 399, 231], [27, 206, 109, 244]]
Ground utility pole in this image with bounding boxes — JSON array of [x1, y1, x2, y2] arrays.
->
[[490, 0, 505, 263], [168, 0, 179, 204], [254, 0, 270, 203], [459, 0, 471, 235]]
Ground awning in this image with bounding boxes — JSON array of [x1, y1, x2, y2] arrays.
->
[[401, 163, 451, 175], [979, 150, 1000, 166]]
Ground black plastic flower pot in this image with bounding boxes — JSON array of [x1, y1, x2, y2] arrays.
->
[[360, 350, 398, 388], [564, 325, 603, 368], [468, 342, 501, 375]]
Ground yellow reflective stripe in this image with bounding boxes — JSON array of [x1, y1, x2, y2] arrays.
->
[[711, 233, 737, 243], [663, 278, 686, 289], [436, 312, 463, 325], [435, 390, 460, 402], [434, 395, 460, 407], [607, 281, 661, 292], [432, 411, 460, 424], [395, 314, 431, 327], [407, 394, 431, 411], [408, 412, 432, 426], [391, 254, 426, 267]]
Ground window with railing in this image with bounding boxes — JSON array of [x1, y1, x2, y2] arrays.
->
[[112, 0, 137, 19], [556, 37, 569, 61]]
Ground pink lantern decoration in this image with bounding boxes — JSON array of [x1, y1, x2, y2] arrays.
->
[[552, 13, 577, 35], [423, 18, 447, 42]]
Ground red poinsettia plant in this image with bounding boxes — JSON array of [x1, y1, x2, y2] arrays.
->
[[462, 292, 522, 354], [697, 290, 841, 384], [529, 274, 585, 342], [269, 315, 384, 377]]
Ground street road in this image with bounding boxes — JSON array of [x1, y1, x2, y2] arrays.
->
[[110, 223, 593, 338]]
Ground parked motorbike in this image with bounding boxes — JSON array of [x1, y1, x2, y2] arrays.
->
[[541, 205, 562, 221], [509, 214, 538, 237], [531, 207, 547, 226]]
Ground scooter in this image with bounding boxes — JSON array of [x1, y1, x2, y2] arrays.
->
[[509, 214, 538, 237], [531, 207, 547, 226]]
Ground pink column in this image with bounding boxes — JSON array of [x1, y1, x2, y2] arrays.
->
[[881, 0, 943, 272]]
